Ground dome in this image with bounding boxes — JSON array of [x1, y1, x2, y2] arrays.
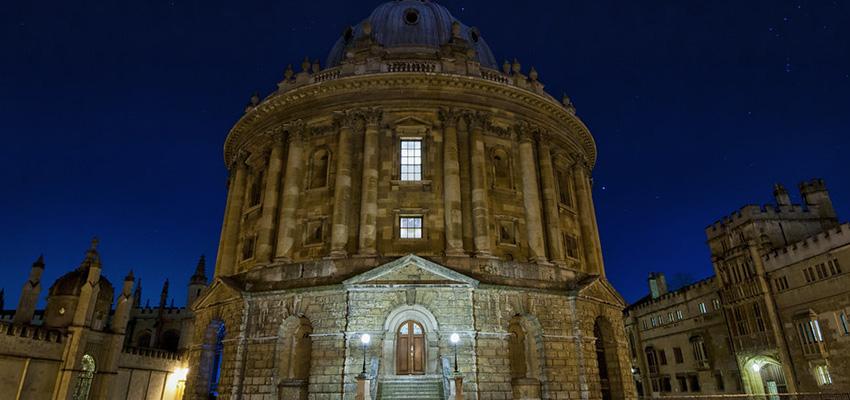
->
[[48, 245, 114, 300], [326, 0, 498, 69]]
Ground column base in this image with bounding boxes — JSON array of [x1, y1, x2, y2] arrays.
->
[[326, 250, 348, 259], [445, 249, 468, 257], [473, 251, 498, 259], [273, 257, 293, 264], [354, 251, 379, 258]]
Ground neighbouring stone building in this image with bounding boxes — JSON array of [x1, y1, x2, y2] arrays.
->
[[626, 180, 850, 397], [185, 1, 635, 400], [625, 274, 742, 397], [0, 240, 203, 399]]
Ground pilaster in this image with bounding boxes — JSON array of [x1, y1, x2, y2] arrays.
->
[[440, 108, 466, 256], [467, 111, 492, 257], [536, 131, 565, 265], [274, 122, 305, 262], [358, 108, 383, 256], [256, 130, 286, 263], [516, 123, 548, 263], [215, 151, 249, 277], [330, 112, 358, 258]]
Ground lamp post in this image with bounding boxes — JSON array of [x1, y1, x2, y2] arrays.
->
[[360, 333, 371, 375], [450, 333, 460, 373]]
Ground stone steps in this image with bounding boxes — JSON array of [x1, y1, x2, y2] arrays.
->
[[377, 376, 443, 400]]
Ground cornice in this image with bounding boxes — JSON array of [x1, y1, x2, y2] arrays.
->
[[223, 73, 597, 168]]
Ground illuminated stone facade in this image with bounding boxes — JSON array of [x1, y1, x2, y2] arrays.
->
[[185, 1, 635, 400]]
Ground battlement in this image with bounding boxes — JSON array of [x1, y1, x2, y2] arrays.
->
[[706, 204, 813, 235], [626, 275, 716, 314], [0, 321, 64, 343], [799, 178, 827, 194], [133, 306, 187, 315], [763, 223, 850, 270]]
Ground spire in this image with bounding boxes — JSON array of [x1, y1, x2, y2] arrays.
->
[[125, 269, 134, 282], [191, 255, 208, 285], [78, 236, 101, 271], [133, 278, 142, 307], [159, 279, 169, 309], [33, 255, 45, 269]]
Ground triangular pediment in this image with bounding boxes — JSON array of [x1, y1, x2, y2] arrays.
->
[[572, 275, 626, 307], [191, 276, 243, 311], [344, 254, 478, 288], [390, 116, 433, 128]]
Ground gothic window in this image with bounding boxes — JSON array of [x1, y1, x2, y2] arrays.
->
[[645, 347, 659, 374], [136, 331, 152, 348], [557, 169, 573, 207], [72, 354, 96, 400], [815, 365, 833, 386], [564, 234, 580, 259], [399, 139, 422, 181], [249, 170, 264, 207], [399, 216, 423, 239], [161, 329, 181, 353], [309, 148, 330, 189], [796, 315, 825, 355], [658, 349, 667, 365], [753, 303, 766, 332], [490, 147, 512, 189], [698, 302, 707, 314], [241, 235, 256, 261]]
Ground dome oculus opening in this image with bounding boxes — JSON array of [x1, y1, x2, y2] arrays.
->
[[404, 8, 420, 25]]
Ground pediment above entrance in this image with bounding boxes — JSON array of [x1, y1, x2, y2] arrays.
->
[[191, 276, 243, 311], [343, 254, 479, 288], [571, 275, 626, 307]]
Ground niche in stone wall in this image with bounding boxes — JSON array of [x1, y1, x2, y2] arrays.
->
[[276, 316, 313, 400], [308, 147, 331, 189], [508, 315, 543, 398]]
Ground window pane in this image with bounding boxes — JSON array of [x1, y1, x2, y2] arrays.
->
[[400, 139, 422, 181], [400, 216, 423, 239]]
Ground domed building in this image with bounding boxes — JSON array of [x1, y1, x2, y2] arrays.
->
[[186, 1, 635, 399]]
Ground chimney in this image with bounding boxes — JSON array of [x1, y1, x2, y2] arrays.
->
[[648, 272, 668, 299]]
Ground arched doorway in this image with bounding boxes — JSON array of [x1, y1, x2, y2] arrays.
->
[[594, 317, 625, 400], [742, 357, 787, 397], [594, 323, 612, 400], [396, 320, 425, 375]]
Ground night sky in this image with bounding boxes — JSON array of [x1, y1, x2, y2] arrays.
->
[[2, 1, 848, 308]]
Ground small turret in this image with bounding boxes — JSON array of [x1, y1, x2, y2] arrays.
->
[[648, 272, 668, 299], [133, 278, 142, 308], [188, 255, 208, 307], [159, 279, 169, 310], [72, 238, 104, 327], [14, 255, 45, 324], [799, 179, 838, 226], [773, 183, 791, 206], [111, 270, 135, 335]]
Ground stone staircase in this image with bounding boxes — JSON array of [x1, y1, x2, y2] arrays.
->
[[377, 376, 443, 400]]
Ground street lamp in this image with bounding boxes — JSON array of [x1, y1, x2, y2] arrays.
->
[[360, 333, 371, 375], [450, 333, 460, 373]]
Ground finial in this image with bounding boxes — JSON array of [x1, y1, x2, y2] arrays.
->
[[33, 254, 45, 269], [502, 60, 511, 74], [451, 21, 462, 38], [90, 237, 99, 251], [512, 58, 521, 74], [125, 269, 134, 281], [361, 21, 372, 36], [301, 56, 311, 72], [311, 59, 321, 73], [250, 92, 260, 106], [529, 67, 538, 82], [284, 64, 294, 80]]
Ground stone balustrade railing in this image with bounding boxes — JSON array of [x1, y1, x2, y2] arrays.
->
[[122, 346, 183, 361]]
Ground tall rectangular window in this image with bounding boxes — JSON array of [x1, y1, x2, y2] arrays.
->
[[673, 347, 684, 364], [564, 234, 580, 259], [839, 311, 849, 335], [699, 302, 707, 314], [399, 216, 423, 239], [400, 139, 422, 181]]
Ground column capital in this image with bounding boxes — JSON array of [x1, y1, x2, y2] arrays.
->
[[230, 150, 250, 170], [285, 120, 306, 144], [570, 152, 592, 171], [333, 110, 360, 129], [515, 121, 536, 143], [464, 110, 492, 131], [358, 107, 383, 127], [438, 108, 463, 126]]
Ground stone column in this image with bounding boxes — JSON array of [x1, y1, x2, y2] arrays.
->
[[358, 109, 382, 256], [215, 152, 248, 277], [330, 112, 357, 258], [517, 125, 548, 263], [573, 156, 603, 276], [536, 132, 565, 264], [467, 112, 492, 257], [256, 132, 286, 262], [274, 123, 305, 262], [440, 109, 465, 256]]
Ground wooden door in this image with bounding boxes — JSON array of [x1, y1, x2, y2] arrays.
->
[[396, 320, 425, 375]]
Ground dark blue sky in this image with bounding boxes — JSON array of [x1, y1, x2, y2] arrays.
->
[[1, 1, 848, 307]]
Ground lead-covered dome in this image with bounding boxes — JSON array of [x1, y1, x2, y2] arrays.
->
[[326, 0, 498, 68]]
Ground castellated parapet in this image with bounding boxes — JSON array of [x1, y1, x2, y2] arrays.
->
[[763, 223, 850, 271]]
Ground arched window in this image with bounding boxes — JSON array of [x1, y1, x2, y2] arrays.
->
[[309, 148, 330, 189], [136, 330, 152, 348], [491, 148, 512, 189], [594, 322, 611, 400], [72, 354, 96, 400]]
